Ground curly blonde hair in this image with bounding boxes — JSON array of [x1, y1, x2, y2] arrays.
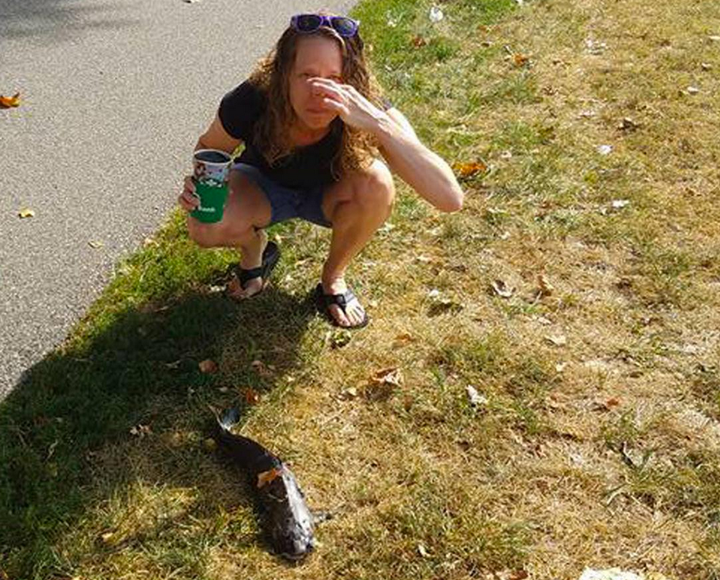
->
[[248, 20, 383, 179]]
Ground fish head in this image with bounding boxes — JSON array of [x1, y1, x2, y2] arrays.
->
[[266, 468, 316, 561], [276, 529, 315, 561]]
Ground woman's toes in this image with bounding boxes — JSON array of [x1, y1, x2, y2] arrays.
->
[[330, 304, 350, 327]]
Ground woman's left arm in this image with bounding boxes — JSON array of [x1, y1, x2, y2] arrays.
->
[[376, 108, 464, 212], [312, 79, 464, 213]]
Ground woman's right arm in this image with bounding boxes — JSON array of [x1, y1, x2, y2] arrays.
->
[[195, 113, 242, 153], [179, 113, 243, 212]]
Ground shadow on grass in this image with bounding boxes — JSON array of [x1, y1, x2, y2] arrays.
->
[[0, 285, 316, 577]]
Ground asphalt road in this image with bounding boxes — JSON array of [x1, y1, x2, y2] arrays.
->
[[0, 0, 354, 398]]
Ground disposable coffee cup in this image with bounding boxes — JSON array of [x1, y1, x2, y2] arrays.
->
[[190, 149, 233, 223]]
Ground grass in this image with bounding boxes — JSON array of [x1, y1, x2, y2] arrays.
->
[[2, 0, 720, 578]]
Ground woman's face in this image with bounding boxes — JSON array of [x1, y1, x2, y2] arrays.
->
[[288, 35, 344, 132]]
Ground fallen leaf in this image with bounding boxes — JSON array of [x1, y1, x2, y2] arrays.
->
[[394, 332, 415, 345], [538, 274, 554, 296], [513, 53, 530, 66], [100, 531, 116, 545], [257, 467, 282, 488], [251, 359, 272, 377], [611, 199, 630, 209], [619, 117, 639, 131], [199, 359, 218, 374], [428, 298, 463, 317], [417, 543, 429, 557], [545, 334, 567, 347], [0, 92, 21, 108], [466, 385, 488, 407], [371, 367, 403, 387], [585, 38, 608, 54], [88, 240, 104, 249], [411, 35, 427, 48], [343, 387, 359, 399], [606, 397, 621, 408], [452, 160, 487, 178], [491, 279, 514, 298], [18, 208, 35, 218], [129, 424, 152, 438], [244, 388, 261, 405]]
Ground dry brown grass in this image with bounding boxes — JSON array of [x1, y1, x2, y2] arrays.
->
[[24, 0, 720, 579]]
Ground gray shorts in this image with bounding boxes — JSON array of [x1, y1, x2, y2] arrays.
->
[[232, 162, 332, 228]]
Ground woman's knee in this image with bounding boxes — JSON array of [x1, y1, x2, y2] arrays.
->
[[354, 161, 395, 212], [187, 217, 224, 248]]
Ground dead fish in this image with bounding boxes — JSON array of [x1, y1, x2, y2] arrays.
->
[[212, 407, 315, 561]]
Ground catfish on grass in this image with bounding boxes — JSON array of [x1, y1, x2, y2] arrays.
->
[[212, 407, 319, 561]]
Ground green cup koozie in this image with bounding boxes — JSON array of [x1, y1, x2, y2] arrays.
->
[[190, 149, 233, 224], [191, 180, 229, 223]]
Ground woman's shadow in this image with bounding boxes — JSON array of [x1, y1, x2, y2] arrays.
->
[[0, 283, 318, 577]]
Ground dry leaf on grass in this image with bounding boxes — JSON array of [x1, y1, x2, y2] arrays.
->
[[594, 397, 621, 411], [411, 35, 427, 48], [537, 274, 554, 296], [513, 53, 530, 66], [199, 359, 218, 374], [394, 332, 415, 345], [257, 467, 282, 488], [466, 385, 488, 407], [251, 359, 273, 377], [545, 334, 567, 347], [371, 367, 403, 387], [619, 117, 640, 131], [452, 160, 487, 178], [88, 240, 104, 249], [342, 387, 359, 399], [417, 543, 429, 557], [99, 531, 116, 545], [0, 93, 21, 108], [491, 279, 514, 298], [244, 388, 261, 405], [18, 208, 35, 218], [366, 367, 403, 401], [129, 424, 152, 438]]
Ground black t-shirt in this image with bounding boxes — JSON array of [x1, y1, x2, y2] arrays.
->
[[218, 81, 343, 189]]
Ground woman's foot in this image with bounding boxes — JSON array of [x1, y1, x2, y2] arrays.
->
[[316, 279, 368, 328], [227, 231, 278, 299]]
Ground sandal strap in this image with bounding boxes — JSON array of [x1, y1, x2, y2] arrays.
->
[[237, 267, 263, 288]]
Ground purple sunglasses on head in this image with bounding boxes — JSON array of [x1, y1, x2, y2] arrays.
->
[[290, 13, 360, 37]]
